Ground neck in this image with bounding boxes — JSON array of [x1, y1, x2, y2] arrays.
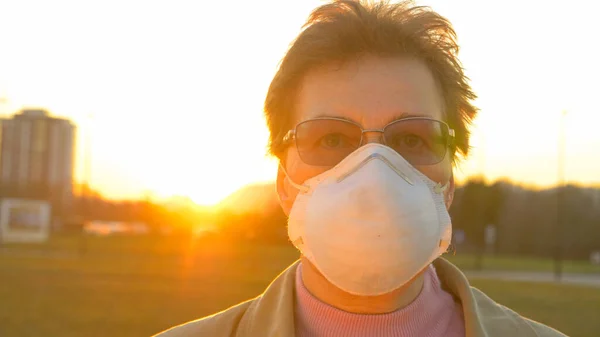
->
[[300, 256, 426, 314]]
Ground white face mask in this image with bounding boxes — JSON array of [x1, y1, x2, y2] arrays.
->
[[284, 143, 452, 296]]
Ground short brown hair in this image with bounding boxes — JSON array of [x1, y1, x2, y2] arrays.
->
[[264, 0, 478, 162]]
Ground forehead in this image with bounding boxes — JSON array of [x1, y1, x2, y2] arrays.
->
[[294, 56, 444, 127]]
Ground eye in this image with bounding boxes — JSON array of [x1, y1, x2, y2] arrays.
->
[[319, 133, 347, 149], [402, 134, 424, 149]]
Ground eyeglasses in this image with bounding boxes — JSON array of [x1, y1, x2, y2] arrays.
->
[[282, 116, 455, 166]]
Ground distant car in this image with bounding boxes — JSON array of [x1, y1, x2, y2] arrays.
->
[[83, 221, 149, 236]]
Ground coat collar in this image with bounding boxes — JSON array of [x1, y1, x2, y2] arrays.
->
[[237, 260, 298, 336]]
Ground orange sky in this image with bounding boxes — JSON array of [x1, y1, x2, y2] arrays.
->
[[0, 0, 598, 205]]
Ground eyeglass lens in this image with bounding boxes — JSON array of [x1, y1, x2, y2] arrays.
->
[[294, 118, 450, 166]]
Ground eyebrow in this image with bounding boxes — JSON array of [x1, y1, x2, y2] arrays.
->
[[310, 113, 359, 124], [388, 112, 428, 122], [308, 111, 431, 126]]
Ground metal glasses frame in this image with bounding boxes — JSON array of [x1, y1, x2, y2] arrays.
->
[[282, 116, 455, 154]]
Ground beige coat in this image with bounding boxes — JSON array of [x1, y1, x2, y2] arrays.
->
[[155, 258, 566, 337]]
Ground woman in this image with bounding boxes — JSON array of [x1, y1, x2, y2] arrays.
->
[[156, 1, 565, 336]]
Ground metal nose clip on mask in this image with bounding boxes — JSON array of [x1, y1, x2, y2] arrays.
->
[[283, 143, 452, 296]]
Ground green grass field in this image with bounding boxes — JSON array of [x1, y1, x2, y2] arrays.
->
[[1, 235, 599, 337]]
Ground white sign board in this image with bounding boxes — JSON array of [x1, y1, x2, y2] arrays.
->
[[0, 199, 51, 243], [591, 251, 600, 266], [485, 224, 497, 246], [453, 229, 466, 245]]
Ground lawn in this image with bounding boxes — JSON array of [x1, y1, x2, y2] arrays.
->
[[0, 235, 599, 337]]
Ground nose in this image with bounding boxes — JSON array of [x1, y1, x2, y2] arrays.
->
[[361, 130, 386, 145]]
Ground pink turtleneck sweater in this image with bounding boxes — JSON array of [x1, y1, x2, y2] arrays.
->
[[294, 263, 465, 337]]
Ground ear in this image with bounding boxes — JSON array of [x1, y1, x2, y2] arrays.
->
[[444, 173, 455, 210], [277, 165, 294, 216]]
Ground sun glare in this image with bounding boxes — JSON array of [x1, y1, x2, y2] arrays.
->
[[0, 0, 598, 204]]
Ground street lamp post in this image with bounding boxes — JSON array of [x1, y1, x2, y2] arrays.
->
[[554, 110, 567, 281], [79, 113, 94, 256]]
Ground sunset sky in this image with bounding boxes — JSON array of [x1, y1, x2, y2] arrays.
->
[[0, 0, 598, 205]]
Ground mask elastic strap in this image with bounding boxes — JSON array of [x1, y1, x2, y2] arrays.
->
[[434, 181, 449, 194], [279, 163, 310, 193]]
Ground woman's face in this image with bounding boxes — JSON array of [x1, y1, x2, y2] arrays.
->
[[277, 56, 454, 213]]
